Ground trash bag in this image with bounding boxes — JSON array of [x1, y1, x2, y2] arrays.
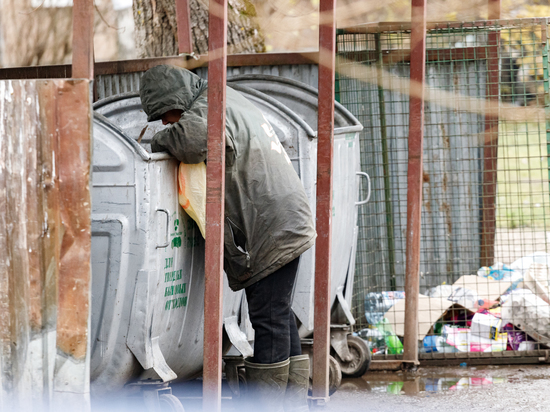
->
[[425, 284, 456, 299], [501, 288, 550, 338], [477, 262, 515, 281], [178, 162, 206, 238], [447, 287, 483, 311], [522, 263, 550, 305]]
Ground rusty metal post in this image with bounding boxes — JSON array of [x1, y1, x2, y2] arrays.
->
[[72, 0, 94, 79], [481, 0, 501, 267], [402, 0, 426, 367], [53, 80, 93, 409], [175, 0, 194, 55], [312, 0, 336, 404], [203, 0, 227, 410]]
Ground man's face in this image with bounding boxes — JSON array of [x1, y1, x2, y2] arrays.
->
[[161, 109, 184, 125]]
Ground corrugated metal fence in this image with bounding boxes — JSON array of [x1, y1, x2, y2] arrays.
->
[[95, 64, 319, 100]]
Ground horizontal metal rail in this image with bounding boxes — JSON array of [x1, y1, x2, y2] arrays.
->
[[340, 47, 492, 64], [0, 45, 502, 81], [369, 350, 550, 368], [340, 17, 548, 34], [0, 53, 319, 80]]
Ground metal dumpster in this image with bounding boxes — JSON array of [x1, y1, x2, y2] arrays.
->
[[92, 75, 370, 386], [227, 76, 368, 335], [227, 78, 371, 380], [90, 112, 244, 393]]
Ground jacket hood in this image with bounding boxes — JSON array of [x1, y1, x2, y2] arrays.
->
[[140, 65, 208, 122]]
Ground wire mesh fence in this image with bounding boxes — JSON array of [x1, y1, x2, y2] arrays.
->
[[337, 18, 550, 361]]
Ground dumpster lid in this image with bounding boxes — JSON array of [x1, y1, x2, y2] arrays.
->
[[94, 92, 172, 152], [227, 74, 363, 134], [229, 83, 316, 139], [94, 112, 152, 161], [94, 88, 317, 148]]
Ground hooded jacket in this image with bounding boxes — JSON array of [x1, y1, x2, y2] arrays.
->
[[140, 65, 316, 291]]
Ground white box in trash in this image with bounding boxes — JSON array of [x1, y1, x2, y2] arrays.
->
[[471, 313, 502, 340]]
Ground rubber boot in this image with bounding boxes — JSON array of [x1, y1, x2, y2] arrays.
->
[[284, 355, 310, 412], [244, 358, 290, 412]]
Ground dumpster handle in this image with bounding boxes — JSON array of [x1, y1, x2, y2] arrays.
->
[[156, 208, 170, 248], [355, 172, 371, 206]]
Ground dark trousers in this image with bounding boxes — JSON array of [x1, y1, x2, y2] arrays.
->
[[245, 257, 302, 364]]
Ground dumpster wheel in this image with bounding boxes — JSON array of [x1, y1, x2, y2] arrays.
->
[[159, 393, 185, 412], [335, 335, 371, 378], [308, 355, 342, 396], [328, 355, 342, 394]]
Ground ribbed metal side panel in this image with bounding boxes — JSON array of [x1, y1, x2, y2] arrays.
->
[[96, 72, 143, 100], [196, 64, 319, 88], [95, 65, 319, 100]]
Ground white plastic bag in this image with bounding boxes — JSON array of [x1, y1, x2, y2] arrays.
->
[[523, 263, 550, 305], [178, 162, 206, 238]]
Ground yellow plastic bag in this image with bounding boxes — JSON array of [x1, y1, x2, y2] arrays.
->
[[178, 162, 206, 238]]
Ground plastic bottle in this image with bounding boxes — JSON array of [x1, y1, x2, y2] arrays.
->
[[386, 335, 404, 355], [364, 292, 405, 325], [422, 335, 438, 353], [357, 328, 386, 353], [375, 318, 403, 355]]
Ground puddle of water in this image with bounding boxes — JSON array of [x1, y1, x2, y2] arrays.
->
[[343, 369, 511, 396], [423, 376, 506, 392]]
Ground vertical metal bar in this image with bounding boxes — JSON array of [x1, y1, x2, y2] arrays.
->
[[37, 81, 62, 402], [53, 80, 92, 408], [402, 0, 426, 366], [334, 32, 341, 104], [72, 0, 94, 79], [375, 33, 397, 291], [312, 0, 335, 404], [542, 21, 550, 225], [480, 0, 500, 267], [203, 0, 227, 410], [175, 0, 194, 54]]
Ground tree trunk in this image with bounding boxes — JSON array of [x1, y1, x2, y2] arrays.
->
[[132, 0, 264, 58], [0, 0, 119, 67], [0, 0, 73, 67]]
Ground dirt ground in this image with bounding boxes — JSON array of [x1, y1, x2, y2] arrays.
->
[[325, 365, 550, 412], [91, 364, 550, 411]]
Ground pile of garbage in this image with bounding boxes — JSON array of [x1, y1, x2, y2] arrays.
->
[[358, 253, 550, 355]]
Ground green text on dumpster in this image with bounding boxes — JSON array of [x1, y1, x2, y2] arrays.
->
[[164, 265, 187, 310], [164, 282, 187, 297], [171, 217, 183, 249], [165, 296, 188, 310], [164, 269, 183, 282], [164, 277, 188, 310]]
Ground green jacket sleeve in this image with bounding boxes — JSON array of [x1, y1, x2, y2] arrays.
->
[[151, 111, 208, 164]]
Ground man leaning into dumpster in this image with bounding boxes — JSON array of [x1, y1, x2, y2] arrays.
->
[[140, 65, 316, 412]]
